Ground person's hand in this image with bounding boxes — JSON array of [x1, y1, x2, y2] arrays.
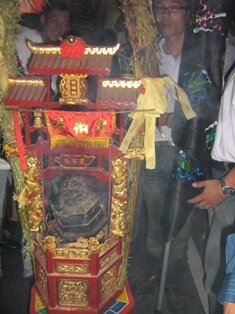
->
[[187, 179, 228, 209], [224, 301, 235, 314]]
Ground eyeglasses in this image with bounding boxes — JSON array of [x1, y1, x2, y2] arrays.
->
[[155, 5, 188, 14]]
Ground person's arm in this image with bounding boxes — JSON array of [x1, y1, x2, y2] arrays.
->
[[187, 167, 235, 209]]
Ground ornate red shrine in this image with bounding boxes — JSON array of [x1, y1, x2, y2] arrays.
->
[[4, 38, 144, 314]]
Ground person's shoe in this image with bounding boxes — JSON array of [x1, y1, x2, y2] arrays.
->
[[132, 272, 159, 294], [166, 287, 185, 312]]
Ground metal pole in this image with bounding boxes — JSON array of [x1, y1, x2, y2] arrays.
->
[[156, 240, 172, 312]]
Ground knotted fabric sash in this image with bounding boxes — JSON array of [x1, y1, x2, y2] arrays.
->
[[45, 110, 116, 149], [119, 77, 196, 169]]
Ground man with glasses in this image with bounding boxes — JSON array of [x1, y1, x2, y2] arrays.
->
[[130, 0, 221, 312]]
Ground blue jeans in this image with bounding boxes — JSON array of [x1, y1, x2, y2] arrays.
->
[[204, 168, 235, 314], [131, 144, 194, 286]]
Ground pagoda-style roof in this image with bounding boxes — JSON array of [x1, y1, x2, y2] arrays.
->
[[4, 77, 140, 111], [96, 79, 140, 110], [27, 40, 119, 76], [4, 77, 49, 108]]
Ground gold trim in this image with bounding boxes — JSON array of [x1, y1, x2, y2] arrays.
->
[[54, 248, 90, 259], [27, 40, 60, 54], [24, 155, 43, 232], [28, 40, 120, 56], [42, 235, 119, 259], [84, 43, 120, 56], [8, 77, 45, 86], [117, 159, 141, 288], [110, 157, 128, 236], [102, 79, 141, 88], [59, 97, 88, 105], [56, 264, 89, 274]]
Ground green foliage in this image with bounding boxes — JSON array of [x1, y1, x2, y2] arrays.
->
[[0, 0, 19, 142], [0, 0, 19, 75]]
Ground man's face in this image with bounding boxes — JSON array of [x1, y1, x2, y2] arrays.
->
[[41, 8, 71, 44], [155, 0, 189, 39]]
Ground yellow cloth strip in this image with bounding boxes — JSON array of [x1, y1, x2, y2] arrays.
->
[[119, 77, 196, 169]]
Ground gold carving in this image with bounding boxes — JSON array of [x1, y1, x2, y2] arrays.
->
[[41, 235, 119, 259], [117, 159, 142, 289], [125, 147, 145, 160], [88, 237, 100, 252], [56, 264, 89, 274], [3, 144, 18, 159], [99, 235, 119, 255], [58, 280, 89, 307], [96, 118, 107, 133], [61, 236, 99, 252], [73, 120, 89, 135], [24, 155, 43, 231], [100, 266, 117, 300], [33, 110, 43, 128], [110, 158, 128, 236], [100, 250, 118, 269], [43, 235, 58, 251], [54, 248, 90, 259], [52, 117, 64, 128], [59, 74, 88, 105], [38, 265, 48, 296]]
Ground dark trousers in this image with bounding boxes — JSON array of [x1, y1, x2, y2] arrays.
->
[[131, 144, 194, 286]]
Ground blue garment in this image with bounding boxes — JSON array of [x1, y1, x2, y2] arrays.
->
[[218, 234, 235, 304]]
